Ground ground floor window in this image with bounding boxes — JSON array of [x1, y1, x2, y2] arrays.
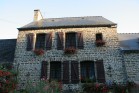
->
[[41, 60, 105, 83], [50, 61, 61, 81], [81, 61, 96, 83]]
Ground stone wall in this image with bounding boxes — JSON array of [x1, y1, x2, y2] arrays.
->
[[123, 52, 139, 83], [14, 27, 125, 89]]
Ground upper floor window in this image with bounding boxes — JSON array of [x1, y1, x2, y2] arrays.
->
[[95, 33, 105, 47], [35, 33, 45, 49], [65, 32, 76, 48], [57, 32, 84, 50], [96, 33, 102, 40], [26, 32, 83, 51], [35, 33, 52, 50]]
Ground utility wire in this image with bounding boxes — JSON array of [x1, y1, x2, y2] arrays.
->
[[0, 18, 19, 25]]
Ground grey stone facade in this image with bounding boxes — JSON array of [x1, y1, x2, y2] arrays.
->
[[123, 52, 139, 83], [118, 33, 139, 84], [14, 27, 126, 89]]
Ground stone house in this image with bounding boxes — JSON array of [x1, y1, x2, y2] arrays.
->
[[0, 10, 139, 90]]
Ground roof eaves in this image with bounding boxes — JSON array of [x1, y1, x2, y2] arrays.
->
[[18, 24, 117, 31]]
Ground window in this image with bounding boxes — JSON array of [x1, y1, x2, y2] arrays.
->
[[41, 61, 79, 84], [96, 33, 102, 40], [65, 32, 84, 49], [95, 33, 105, 47], [35, 34, 45, 49], [50, 62, 61, 81], [65, 32, 76, 48], [81, 61, 95, 83], [35, 33, 52, 50], [41, 60, 105, 84], [80, 60, 105, 83], [63, 61, 79, 84]]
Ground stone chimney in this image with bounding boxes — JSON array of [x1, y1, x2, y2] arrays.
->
[[34, 9, 43, 21]]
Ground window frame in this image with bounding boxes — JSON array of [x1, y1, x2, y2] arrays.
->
[[65, 32, 77, 48], [50, 61, 61, 81], [80, 61, 96, 83], [35, 33, 46, 49], [35, 33, 52, 50], [96, 33, 103, 40]]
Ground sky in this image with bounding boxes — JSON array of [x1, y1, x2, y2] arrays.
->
[[0, 0, 139, 39]]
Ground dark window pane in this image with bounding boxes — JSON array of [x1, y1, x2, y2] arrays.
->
[[96, 33, 102, 40], [81, 61, 95, 83], [50, 62, 61, 81], [65, 33, 76, 48], [35, 34, 45, 49]]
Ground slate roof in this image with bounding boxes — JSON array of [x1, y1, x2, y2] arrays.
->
[[118, 33, 139, 51], [18, 16, 116, 30], [0, 39, 16, 63]]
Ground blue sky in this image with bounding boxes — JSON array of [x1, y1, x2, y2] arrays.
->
[[0, 0, 139, 39]]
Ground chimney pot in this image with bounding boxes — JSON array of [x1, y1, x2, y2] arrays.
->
[[34, 9, 43, 21]]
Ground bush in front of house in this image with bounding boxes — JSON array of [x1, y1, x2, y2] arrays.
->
[[0, 63, 18, 93], [13, 78, 62, 93], [82, 83, 108, 93], [82, 81, 137, 93]]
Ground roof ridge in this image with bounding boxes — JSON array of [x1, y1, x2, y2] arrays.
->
[[19, 16, 116, 30], [43, 16, 103, 20]]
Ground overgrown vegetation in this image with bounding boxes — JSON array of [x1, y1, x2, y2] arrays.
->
[[12, 78, 62, 93], [0, 63, 18, 93], [82, 81, 137, 93]]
